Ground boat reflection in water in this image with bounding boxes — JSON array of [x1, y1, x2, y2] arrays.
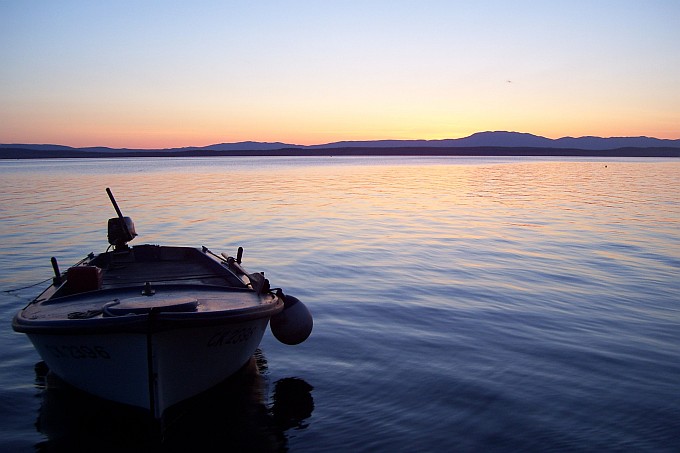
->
[[34, 350, 314, 452]]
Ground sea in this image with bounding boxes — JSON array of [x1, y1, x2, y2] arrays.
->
[[0, 156, 678, 452]]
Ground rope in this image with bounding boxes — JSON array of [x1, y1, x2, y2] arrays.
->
[[3, 277, 52, 294]]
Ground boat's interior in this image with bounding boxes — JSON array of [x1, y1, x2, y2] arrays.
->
[[54, 245, 246, 299]]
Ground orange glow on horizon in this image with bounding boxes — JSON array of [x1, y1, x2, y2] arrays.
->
[[4, 124, 679, 150], [2, 93, 679, 148]]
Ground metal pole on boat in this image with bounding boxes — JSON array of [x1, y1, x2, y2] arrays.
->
[[106, 187, 125, 218], [50, 257, 62, 284]]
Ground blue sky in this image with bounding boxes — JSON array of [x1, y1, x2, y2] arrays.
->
[[2, 1, 679, 147]]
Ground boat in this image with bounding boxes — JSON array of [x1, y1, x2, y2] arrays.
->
[[12, 188, 312, 419]]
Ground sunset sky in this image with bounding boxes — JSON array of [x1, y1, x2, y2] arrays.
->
[[2, 1, 679, 148]]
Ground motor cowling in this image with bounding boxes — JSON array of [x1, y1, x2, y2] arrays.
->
[[107, 217, 137, 248], [271, 291, 313, 345]]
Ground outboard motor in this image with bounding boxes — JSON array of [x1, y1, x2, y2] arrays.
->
[[106, 187, 137, 250], [271, 290, 313, 345], [107, 216, 137, 249]]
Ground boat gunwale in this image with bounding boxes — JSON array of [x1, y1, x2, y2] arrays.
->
[[12, 284, 284, 334]]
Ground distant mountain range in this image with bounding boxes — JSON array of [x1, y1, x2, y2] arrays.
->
[[304, 132, 680, 151], [2, 131, 679, 158]]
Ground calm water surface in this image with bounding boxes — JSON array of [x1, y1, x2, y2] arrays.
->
[[0, 157, 678, 451]]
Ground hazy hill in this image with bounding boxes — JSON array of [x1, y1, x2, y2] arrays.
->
[[305, 132, 680, 150], [2, 131, 679, 158]]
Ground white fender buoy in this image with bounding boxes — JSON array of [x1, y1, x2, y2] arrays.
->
[[271, 292, 313, 345]]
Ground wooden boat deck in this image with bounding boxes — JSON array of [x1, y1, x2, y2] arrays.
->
[[90, 244, 247, 289]]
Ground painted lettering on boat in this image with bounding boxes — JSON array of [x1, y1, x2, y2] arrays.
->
[[45, 344, 111, 359], [207, 327, 255, 347]]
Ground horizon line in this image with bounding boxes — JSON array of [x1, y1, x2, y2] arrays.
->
[[3, 130, 680, 150]]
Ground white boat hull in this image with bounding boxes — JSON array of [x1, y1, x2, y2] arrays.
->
[[27, 317, 270, 418]]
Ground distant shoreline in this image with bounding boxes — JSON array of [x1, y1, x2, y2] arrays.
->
[[1, 146, 679, 159]]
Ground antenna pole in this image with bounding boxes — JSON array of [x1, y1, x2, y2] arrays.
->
[[106, 187, 125, 219]]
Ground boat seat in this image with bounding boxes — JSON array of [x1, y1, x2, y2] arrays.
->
[[104, 296, 199, 316]]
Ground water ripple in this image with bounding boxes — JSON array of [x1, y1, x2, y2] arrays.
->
[[1, 157, 679, 451]]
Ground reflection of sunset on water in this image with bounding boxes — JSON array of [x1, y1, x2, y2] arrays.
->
[[1, 156, 678, 451]]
